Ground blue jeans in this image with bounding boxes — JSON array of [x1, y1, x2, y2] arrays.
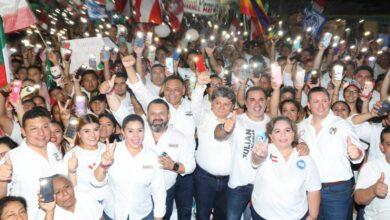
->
[[319, 179, 353, 220], [251, 206, 307, 220], [226, 184, 253, 220], [194, 166, 229, 220], [142, 211, 154, 220], [164, 185, 176, 220], [175, 174, 194, 220]]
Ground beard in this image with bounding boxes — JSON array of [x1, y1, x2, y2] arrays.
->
[[148, 119, 168, 132]]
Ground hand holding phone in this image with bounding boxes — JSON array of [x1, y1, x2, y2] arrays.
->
[[10, 81, 22, 103], [39, 176, 54, 203], [361, 81, 374, 98], [271, 64, 283, 85], [321, 32, 333, 48], [333, 65, 344, 81], [65, 117, 79, 139], [195, 55, 207, 73], [377, 99, 390, 116], [165, 58, 174, 75]]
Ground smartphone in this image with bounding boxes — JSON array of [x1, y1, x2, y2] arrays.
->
[[293, 39, 301, 51], [271, 64, 282, 85], [378, 99, 390, 116], [333, 65, 344, 81], [76, 65, 87, 77], [147, 46, 156, 62], [310, 70, 319, 84], [241, 64, 250, 80], [368, 56, 376, 69], [295, 66, 306, 86], [160, 151, 168, 157], [195, 55, 207, 72], [10, 81, 22, 103], [322, 32, 333, 48], [173, 49, 181, 61], [89, 55, 97, 69], [361, 81, 373, 97], [165, 57, 174, 75], [119, 35, 126, 46], [207, 40, 216, 48], [135, 32, 144, 48], [39, 176, 54, 203], [146, 32, 153, 45], [102, 47, 110, 61], [65, 117, 79, 139], [75, 96, 87, 117], [63, 48, 72, 62]]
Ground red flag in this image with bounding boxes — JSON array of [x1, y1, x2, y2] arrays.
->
[[0, 0, 37, 33], [133, 0, 162, 24], [166, 0, 183, 31]]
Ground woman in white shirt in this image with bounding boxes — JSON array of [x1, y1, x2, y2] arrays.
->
[[93, 114, 166, 220], [63, 114, 106, 201], [251, 116, 321, 220]]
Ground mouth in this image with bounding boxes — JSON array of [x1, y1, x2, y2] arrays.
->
[[50, 137, 57, 143]]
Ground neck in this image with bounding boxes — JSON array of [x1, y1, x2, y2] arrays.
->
[[152, 129, 167, 143], [126, 144, 142, 157], [79, 143, 98, 150], [169, 99, 182, 109], [246, 112, 265, 122], [65, 199, 77, 213], [277, 146, 293, 161], [26, 141, 48, 159], [312, 114, 326, 125]]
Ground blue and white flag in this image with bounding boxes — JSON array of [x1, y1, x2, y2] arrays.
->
[[303, 7, 326, 39], [86, 0, 107, 20]]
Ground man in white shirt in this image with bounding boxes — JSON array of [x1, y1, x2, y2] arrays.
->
[[214, 86, 270, 220], [355, 127, 390, 220], [191, 73, 236, 220], [352, 66, 380, 110], [0, 107, 63, 220], [39, 175, 103, 220], [298, 87, 365, 220], [145, 64, 165, 97], [143, 99, 196, 220]]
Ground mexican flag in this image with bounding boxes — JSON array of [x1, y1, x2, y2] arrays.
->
[[0, 18, 10, 87], [0, 0, 37, 33]]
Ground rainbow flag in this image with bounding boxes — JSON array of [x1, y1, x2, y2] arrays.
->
[[239, 0, 270, 37]]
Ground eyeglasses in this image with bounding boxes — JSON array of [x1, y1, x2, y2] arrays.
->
[[345, 90, 359, 95]]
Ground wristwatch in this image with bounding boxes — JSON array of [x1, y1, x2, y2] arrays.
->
[[173, 162, 179, 172]]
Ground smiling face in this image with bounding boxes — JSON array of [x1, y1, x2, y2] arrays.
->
[[211, 97, 234, 119], [53, 176, 76, 211], [50, 122, 64, 147], [78, 123, 100, 147], [281, 102, 299, 123], [308, 91, 331, 119], [22, 117, 51, 149], [0, 201, 28, 220], [332, 102, 350, 119], [269, 120, 295, 149], [147, 103, 170, 133], [123, 120, 144, 148], [344, 86, 359, 103], [245, 89, 267, 119], [163, 79, 184, 106]]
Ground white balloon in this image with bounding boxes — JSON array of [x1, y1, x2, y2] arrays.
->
[[154, 23, 171, 38], [185, 28, 199, 42]]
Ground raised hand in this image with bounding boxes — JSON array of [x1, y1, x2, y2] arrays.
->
[[347, 136, 362, 160], [100, 140, 116, 169], [0, 154, 13, 181], [205, 46, 215, 57], [99, 75, 116, 95], [121, 55, 136, 68], [373, 172, 388, 198], [252, 141, 268, 163], [68, 151, 78, 174], [223, 111, 237, 133], [134, 44, 145, 56], [196, 72, 211, 86], [58, 100, 71, 124]]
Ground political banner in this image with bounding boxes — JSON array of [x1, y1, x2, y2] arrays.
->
[[184, 0, 220, 16], [303, 7, 326, 39]]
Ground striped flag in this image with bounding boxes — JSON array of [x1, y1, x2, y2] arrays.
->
[[133, 0, 163, 24], [239, 0, 270, 38], [0, 0, 37, 33], [0, 18, 11, 87], [166, 0, 184, 31]]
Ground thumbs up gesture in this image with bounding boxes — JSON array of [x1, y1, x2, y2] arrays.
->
[[374, 172, 388, 198], [347, 136, 362, 160], [68, 151, 78, 174], [100, 140, 117, 169], [0, 154, 13, 181], [99, 75, 116, 95], [223, 111, 237, 133]]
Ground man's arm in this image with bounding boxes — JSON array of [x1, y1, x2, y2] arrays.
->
[[307, 190, 321, 220]]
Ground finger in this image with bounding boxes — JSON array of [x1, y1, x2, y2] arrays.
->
[[231, 110, 237, 121], [64, 99, 71, 110], [379, 172, 385, 183], [71, 151, 76, 158], [110, 74, 117, 85]]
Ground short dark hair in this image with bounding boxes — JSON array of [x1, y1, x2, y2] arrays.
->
[[99, 113, 118, 127], [266, 116, 299, 147], [147, 98, 170, 112], [163, 74, 184, 86], [0, 196, 27, 217], [27, 65, 41, 73], [81, 70, 98, 79], [354, 65, 374, 79], [22, 106, 51, 127], [211, 86, 236, 104], [279, 99, 302, 113], [307, 87, 330, 102], [280, 86, 296, 99], [331, 101, 351, 114], [380, 126, 390, 144], [122, 114, 145, 129], [0, 137, 18, 149], [245, 86, 266, 100], [115, 71, 128, 81]]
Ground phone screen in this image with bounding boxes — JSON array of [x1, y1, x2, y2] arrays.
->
[[39, 176, 54, 203], [195, 55, 207, 72]]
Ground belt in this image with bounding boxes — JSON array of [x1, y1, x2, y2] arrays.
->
[[197, 166, 229, 180], [321, 179, 351, 188]]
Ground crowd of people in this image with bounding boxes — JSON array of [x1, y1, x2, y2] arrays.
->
[[0, 6, 389, 220]]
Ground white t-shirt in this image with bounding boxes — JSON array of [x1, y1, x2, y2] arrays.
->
[[251, 144, 321, 220], [355, 157, 390, 220], [62, 143, 106, 201], [6, 141, 63, 220], [228, 113, 270, 188], [350, 121, 384, 161]]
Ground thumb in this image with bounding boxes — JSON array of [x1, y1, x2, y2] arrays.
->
[[109, 140, 117, 154], [231, 111, 237, 121], [110, 74, 117, 85], [378, 172, 385, 183], [71, 151, 76, 158]]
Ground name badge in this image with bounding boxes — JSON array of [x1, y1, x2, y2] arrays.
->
[[296, 160, 306, 170], [168, 144, 179, 148], [53, 153, 61, 162], [185, 111, 193, 116], [142, 165, 153, 169]]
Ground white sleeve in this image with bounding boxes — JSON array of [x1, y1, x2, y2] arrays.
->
[[190, 85, 207, 125], [178, 136, 196, 175], [9, 121, 23, 145], [90, 153, 108, 187], [151, 164, 166, 218], [127, 79, 157, 111], [339, 121, 366, 164], [112, 102, 132, 126], [304, 157, 322, 192], [283, 73, 294, 87], [355, 162, 378, 190]]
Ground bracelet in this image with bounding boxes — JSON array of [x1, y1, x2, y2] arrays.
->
[[99, 163, 111, 170]]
